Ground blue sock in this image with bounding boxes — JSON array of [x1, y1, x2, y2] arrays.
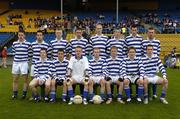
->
[[117, 93, 122, 99], [124, 87, 130, 98], [144, 94, 148, 99], [68, 88, 74, 98], [107, 92, 112, 99], [89, 93, 94, 100], [138, 85, 144, 98], [100, 93, 105, 99], [160, 90, 166, 98], [50, 90, 56, 100], [153, 84, 157, 95], [22, 91, 27, 96], [62, 93, 67, 100], [83, 89, 88, 99], [13, 91, 18, 96]]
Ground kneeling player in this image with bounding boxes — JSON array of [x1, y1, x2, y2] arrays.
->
[[122, 47, 145, 103], [29, 48, 52, 102], [143, 45, 168, 104], [88, 47, 106, 103], [66, 46, 90, 105], [104, 46, 124, 104], [50, 49, 69, 102]]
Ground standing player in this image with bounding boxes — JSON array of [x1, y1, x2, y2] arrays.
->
[[30, 30, 50, 78], [12, 31, 31, 99], [90, 24, 108, 59], [125, 25, 143, 58], [68, 28, 90, 57], [50, 49, 69, 102], [104, 46, 124, 104], [49, 29, 69, 60], [29, 48, 52, 102], [142, 45, 168, 104], [66, 46, 90, 105], [122, 47, 145, 102], [142, 27, 161, 99], [107, 29, 126, 59], [88, 47, 106, 102], [124, 25, 143, 97]]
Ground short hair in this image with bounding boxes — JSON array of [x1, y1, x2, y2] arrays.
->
[[37, 30, 44, 35], [128, 46, 136, 52], [110, 46, 118, 51], [113, 29, 121, 33], [76, 27, 82, 31], [75, 46, 82, 50], [148, 27, 154, 31], [131, 24, 137, 29], [58, 48, 64, 53], [40, 48, 47, 52], [146, 44, 153, 50], [18, 30, 25, 34]]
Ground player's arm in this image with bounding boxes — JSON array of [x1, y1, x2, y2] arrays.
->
[[138, 58, 145, 79], [157, 57, 167, 79]]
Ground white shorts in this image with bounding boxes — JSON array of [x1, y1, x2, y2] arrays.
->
[[126, 75, 139, 84], [146, 75, 161, 84], [30, 65, 35, 77], [109, 76, 120, 83], [12, 62, 29, 75], [72, 75, 84, 84], [90, 76, 104, 84]]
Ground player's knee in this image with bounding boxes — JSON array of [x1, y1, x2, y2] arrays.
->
[[164, 79, 168, 85], [123, 79, 129, 86]]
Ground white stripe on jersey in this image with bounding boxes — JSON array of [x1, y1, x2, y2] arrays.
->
[[90, 34, 108, 59], [104, 57, 123, 76], [142, 38, 160, 57], [12, 40, 31, 63], [69, 37, 89, 56], [49, 38, 68, 60], [89, 58, 105, 76], [125, 34, 143, 58], [34, 59, 52, 78], [107, 38, 126, 58], [31, 41, 50, 64], [51, 59, 69, 78], [142, 55, 166, 77], [122, 57, 144, 78]]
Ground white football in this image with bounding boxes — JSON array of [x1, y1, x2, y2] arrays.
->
[[73, 95, 82, 104], [93, 95, 102, 104]]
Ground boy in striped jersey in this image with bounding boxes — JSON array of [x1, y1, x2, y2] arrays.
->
[[29, 48, 52, 102], [66, 46, 90, 105], [122, 47, 145, 103], [125, 25, 143, 58], [68, 28, 90, 57], [142, 27, 161, 99], [142, 45, 168, 104], [90, 24, 108, 59], [50, 49, 69, 102], [49, 29, 69, 60], [104, 46, 124, 104], [12, 31, 31, 99], [88, 47, 106, 103], [107, 29, 126, 59]]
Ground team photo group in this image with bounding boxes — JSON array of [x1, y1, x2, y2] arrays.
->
[[11, 23, 168, 105]]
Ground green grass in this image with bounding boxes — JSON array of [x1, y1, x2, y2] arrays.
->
[[0, 67, 180, 119]]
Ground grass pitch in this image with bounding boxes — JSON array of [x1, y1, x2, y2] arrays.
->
[[0, 67, 180, 119]]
